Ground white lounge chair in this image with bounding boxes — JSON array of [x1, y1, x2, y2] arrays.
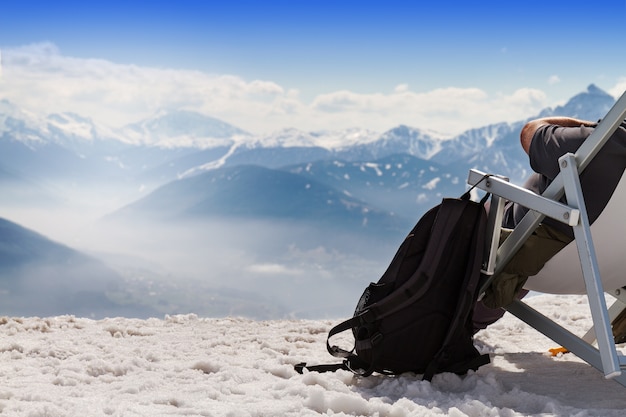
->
[[468, 90, 626, 386]]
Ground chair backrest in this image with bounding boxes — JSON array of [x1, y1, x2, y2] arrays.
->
[[525, 170, 626, 294]]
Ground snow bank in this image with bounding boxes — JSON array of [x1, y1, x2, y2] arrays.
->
[[0, 294, 624, 416]]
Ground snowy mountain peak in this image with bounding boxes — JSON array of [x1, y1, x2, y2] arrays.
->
[[538, 84, 615, 121], [254, 127, 381, 150], [121, 109, 249, 148], [376, 125, 445, 160], [254, 128, 317, 148], [310, 127, 382, 150], [0, 99, 42, 139], [586, 83, 608, 96], [46, 112, 98, 141]]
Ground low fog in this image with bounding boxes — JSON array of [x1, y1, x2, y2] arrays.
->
[[87, 216, 401, 319], [2, 185, 403, 320]]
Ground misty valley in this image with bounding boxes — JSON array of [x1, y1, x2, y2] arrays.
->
[[0, 85, 616, 319]]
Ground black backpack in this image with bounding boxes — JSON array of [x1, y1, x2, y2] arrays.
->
[[296, 189, 491, 381]]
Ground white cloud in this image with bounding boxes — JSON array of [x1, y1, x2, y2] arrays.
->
[[0, 42, 568, 135], [308, 86, 547, 135], [610, 77, 626, 99], [496, 88, 548, 115], [548, 75, 561, 85], [394, 83, 409, 93], [245, 263, 302, 275], [0, 43, 288, 131]]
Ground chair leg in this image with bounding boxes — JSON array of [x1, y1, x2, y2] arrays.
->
[[582, 288, 626, 345], [507, 299, 626, 387]]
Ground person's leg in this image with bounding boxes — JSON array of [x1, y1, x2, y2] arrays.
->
[[611, 297, 626, 344], [473, 224, 572, 332], [473, 289, 529, 333]]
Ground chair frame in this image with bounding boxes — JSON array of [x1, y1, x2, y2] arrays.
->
[[467, 90, 626, 385]]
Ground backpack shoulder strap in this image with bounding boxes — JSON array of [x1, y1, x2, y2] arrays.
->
[[294, 362, 348, 374], [294, 355, 380, 375], [367, 197, 481, 320]]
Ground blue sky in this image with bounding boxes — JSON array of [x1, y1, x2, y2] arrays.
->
[[1, 0, 625, 135]]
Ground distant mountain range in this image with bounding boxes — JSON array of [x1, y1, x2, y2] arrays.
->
[[1, 84, 614, 180], [2, 84, 615, 222], [110, 84, 615, 229], [0, 84, 618, 319]]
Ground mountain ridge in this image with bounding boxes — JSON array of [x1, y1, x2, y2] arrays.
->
[[1, 84, 612, 152], [110, 164, 405, 236]]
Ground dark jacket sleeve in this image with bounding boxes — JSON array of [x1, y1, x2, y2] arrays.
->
[[528, 125, 593, 180]]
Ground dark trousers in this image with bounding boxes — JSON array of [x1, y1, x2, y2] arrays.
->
[[472, 224, 572, 333]]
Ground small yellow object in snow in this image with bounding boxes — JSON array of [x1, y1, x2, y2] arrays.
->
[[548, 347, 569, 356]]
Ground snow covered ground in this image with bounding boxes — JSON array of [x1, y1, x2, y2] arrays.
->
[[1, 294, 625, 416]]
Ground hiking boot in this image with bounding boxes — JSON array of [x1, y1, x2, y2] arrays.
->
[[611, 303, 626, 344]]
